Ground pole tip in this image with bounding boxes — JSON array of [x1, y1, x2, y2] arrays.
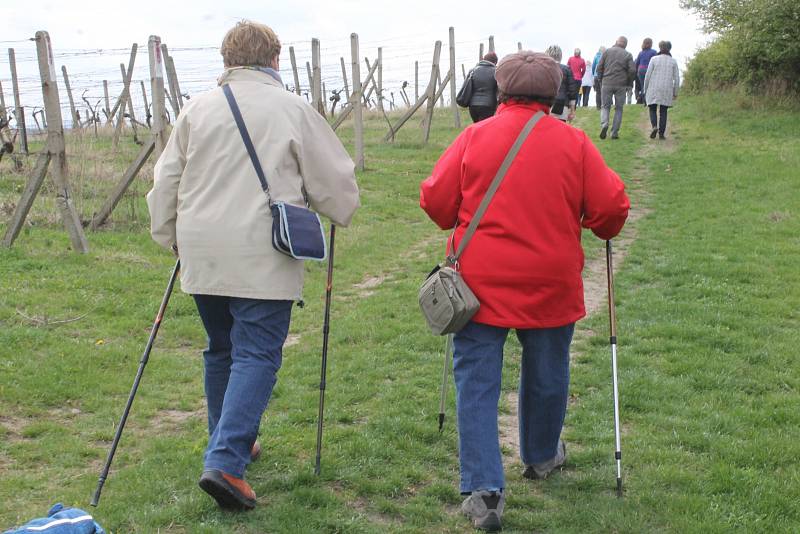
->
[[616, 478, 623, 497], [438, 413, 445, 432]]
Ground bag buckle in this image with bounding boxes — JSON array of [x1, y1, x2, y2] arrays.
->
[[445, 255, 459, 270]]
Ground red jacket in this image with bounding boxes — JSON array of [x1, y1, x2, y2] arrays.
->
[[567, 56, 587, 83], [420, 102, 629, 328]]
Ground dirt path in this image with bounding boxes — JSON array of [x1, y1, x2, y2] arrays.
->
[[498, 113, 675, 463]]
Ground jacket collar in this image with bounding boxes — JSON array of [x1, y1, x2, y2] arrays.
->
[[217, 67, 284, 88], [496, 101, 551, 115]]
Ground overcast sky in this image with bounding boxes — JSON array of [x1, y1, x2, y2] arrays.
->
[[6, 0, 708, 68]]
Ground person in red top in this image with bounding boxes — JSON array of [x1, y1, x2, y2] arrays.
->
[[567, 47, 587, 85], [420, 51, 629, 531]]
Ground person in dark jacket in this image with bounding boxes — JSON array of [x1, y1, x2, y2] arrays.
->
[[465, 52, 499, 122], [545, 45, 579, 122], [596, 36, 636, 139]]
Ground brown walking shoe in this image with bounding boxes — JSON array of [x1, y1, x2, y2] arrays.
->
[[199, 469, 256, 510]]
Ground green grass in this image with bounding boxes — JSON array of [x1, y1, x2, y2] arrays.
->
[[1, 99, 798, 532]]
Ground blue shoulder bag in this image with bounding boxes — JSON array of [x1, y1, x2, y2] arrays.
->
[[223, 84, 327, 261]]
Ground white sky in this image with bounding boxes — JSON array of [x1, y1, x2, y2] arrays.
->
[[6, 0, 708, 68]]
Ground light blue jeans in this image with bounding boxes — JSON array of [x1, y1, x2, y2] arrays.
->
[[193, 295, 292, 478], [453, 321, 575, 493]]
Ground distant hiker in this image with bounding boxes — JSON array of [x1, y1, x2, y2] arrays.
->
[[545, 45, 579, 122], [644, 40, 680, 140], [420, 50, 630, 531], [567, 48, 586, 87], [460, 52, 499, 123], [592, 46, 606, 110], [147, 19, 359, 511], [596, 36, 636, 139], [634, 38, 658, 104], [580, 59, 594, 108]]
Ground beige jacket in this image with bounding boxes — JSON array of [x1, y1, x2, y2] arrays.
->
[[147, 68, 360, 300]]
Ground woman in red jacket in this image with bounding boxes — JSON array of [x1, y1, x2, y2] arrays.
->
[[420, 51, 629, 531]]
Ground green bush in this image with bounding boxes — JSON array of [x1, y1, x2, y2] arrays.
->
[[682, 0, 800, 94]]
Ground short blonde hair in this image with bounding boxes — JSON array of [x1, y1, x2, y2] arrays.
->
[[221, 20, 281, 68]]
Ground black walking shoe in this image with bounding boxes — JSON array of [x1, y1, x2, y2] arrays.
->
[[599, 126, 608, 139], [199, 469, 256, 510], [611, 133, 619, 140], [658, 133, 666, 140], [650, 127, 658, 139]]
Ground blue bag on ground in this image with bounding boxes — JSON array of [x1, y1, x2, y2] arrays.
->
[[3, 503, 105, 534]]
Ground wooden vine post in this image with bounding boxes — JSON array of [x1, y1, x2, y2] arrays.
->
[[8, 48, 28, 153], [3, 31, 88, 253], [149, 35, 167, 158], [311, 38, 325, 116], [112, 45, 137, 148], [384, 41, 441, 143], [421, 41, 442, 143], [289, 46, 301, 95], [376, 47, 384, 113], [61, 66, 81, 129], [449, 27, 460, 128], [350, 33, 364, 171], [340, 57, 350, 100]]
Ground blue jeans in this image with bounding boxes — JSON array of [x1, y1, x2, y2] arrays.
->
[[193, 295, 293, 478], [452, 321, 575, 493]]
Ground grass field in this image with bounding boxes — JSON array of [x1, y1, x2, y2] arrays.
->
[[1, 97, 798, 533]]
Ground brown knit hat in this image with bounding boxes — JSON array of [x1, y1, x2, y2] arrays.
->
[[495, 51, 562, 98]]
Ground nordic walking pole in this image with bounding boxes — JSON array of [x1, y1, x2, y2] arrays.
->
[[91, 259, 180, 507], [438, 334, 453, 431], [315, 225, 336, 475], [606, 240, 623, 497]]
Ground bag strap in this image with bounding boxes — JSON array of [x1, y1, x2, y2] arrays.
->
[[447, 111, 545, 265], [222, 84, 273, 205]]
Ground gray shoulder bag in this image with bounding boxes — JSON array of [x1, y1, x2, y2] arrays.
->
[[418, 111, 544, 335]]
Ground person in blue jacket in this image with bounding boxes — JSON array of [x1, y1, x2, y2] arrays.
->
[[634, 38, 657, 104]]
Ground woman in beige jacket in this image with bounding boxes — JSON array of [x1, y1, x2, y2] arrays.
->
[[146, 20, 359, 510]]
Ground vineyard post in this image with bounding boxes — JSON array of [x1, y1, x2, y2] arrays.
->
[[0, 80, 6, 122], [3, 31, 88, 252], [289, 46, 301, 95], [489, 35, 495, 53], [350, 33, 364, 171], [8, 48, 28, 153], [479, 43, 484, 61], [340, 57, 350, 100], [149, 35, 167, 158], [140, 80, 151, 127], [112, 45, 137, 148], [376, 47, 383, 113], [311, 38, 325, 116], [421, 41, 442, 144], [414, 60, 419, 102], [102, 80, 111, 123], [160, 44, 180, 116], [518, 41, 522, 51], [449, 27, 460, 128], [61, 66, 81, 130]]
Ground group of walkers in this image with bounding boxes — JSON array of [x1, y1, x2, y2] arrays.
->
[[147, 20, 636, 531], [460, 36, 681, 141]]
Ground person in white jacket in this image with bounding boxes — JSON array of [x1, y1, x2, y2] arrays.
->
[[146, 20, 359, 510], [644, 41, 681, 139]]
